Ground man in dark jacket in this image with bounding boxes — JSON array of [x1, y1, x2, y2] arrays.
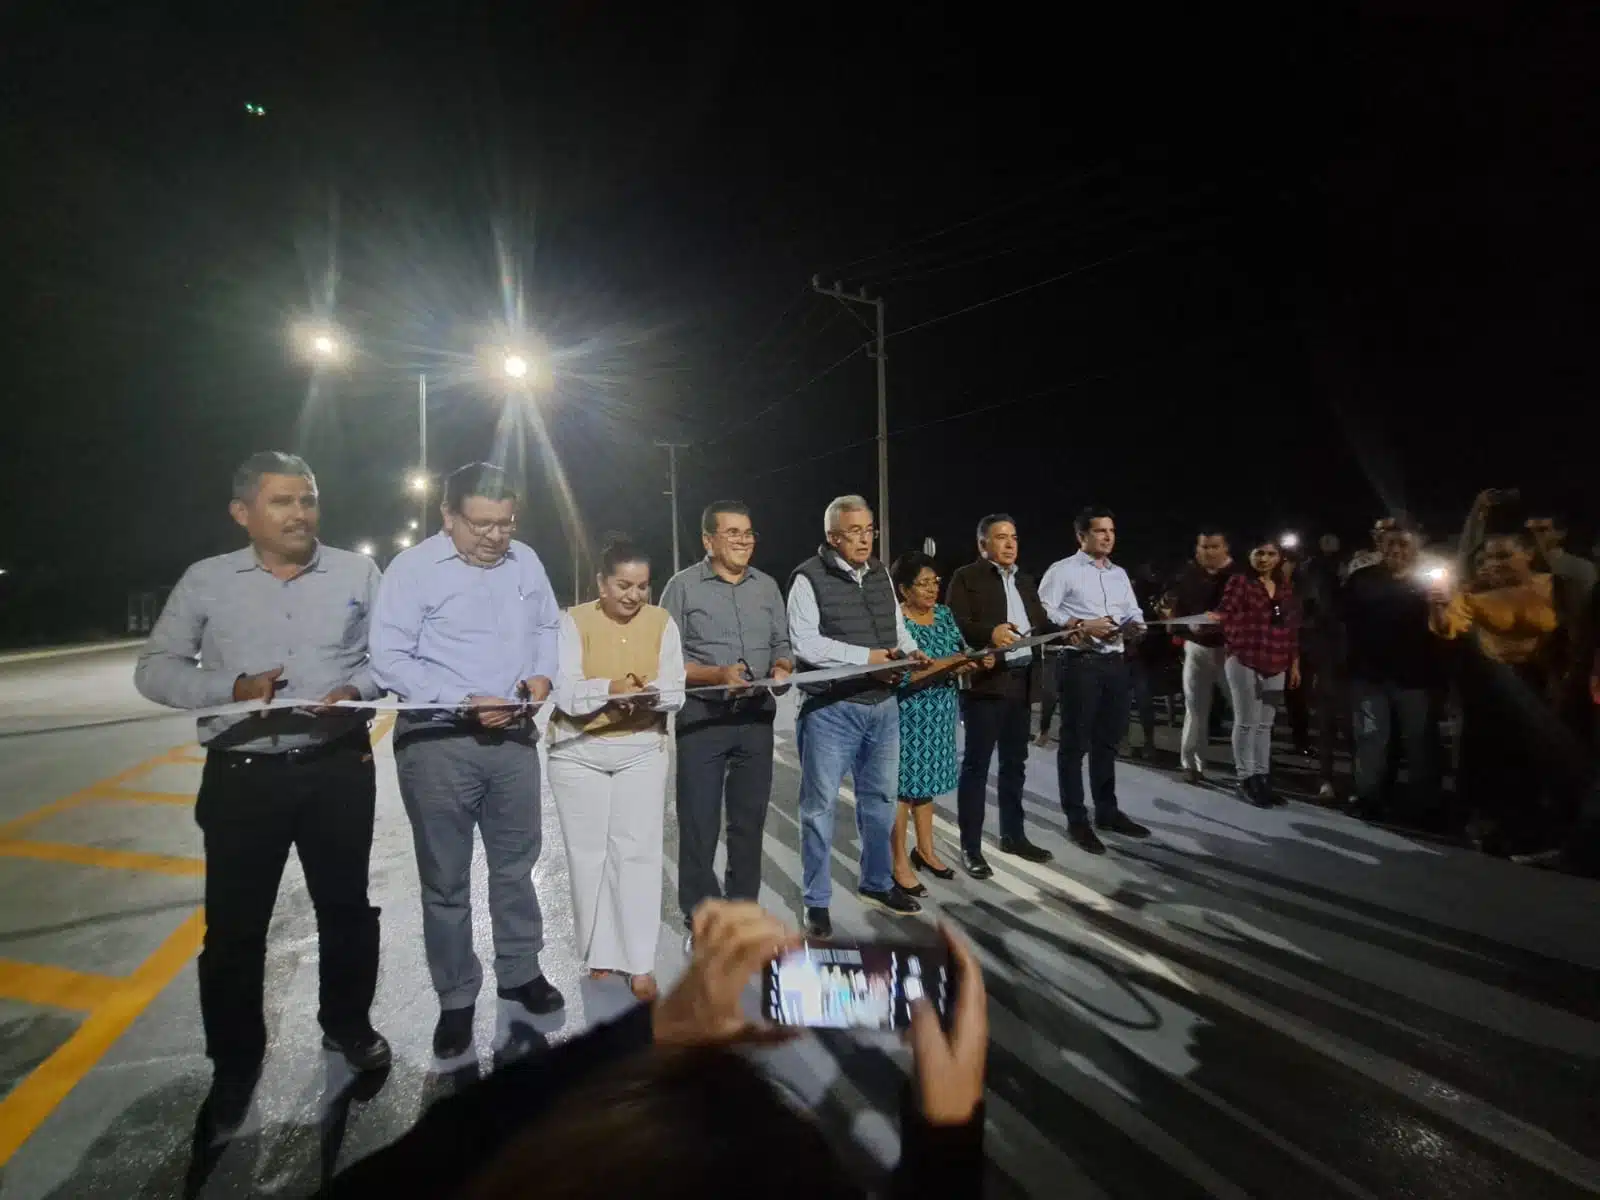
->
[[1169, 528, 1238, 784], [1340, 529, 1445, 824], [945, 514, 1054, 877]]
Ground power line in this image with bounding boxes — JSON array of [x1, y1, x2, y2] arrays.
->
[[700, 339, 869, 446]]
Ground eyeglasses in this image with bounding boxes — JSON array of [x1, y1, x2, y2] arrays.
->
[[460, 515, 516, 537], [831, 525, 877, 543], [717, 529, 758, 545]]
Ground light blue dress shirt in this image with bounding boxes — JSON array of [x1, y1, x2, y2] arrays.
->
[[1037, 550, 1146, 655], [997, 564, 1033, 664], [369, 533, 562, 707]]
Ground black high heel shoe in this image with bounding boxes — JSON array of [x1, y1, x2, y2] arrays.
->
[[910, 848, 956, 880]]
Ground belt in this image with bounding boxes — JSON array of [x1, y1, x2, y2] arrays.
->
[[212, 728, 368, 766]]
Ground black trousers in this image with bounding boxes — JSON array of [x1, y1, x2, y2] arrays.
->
[[957, 688, 1032, 854], [1055, 653, 1131, 824], [195, 734, 379, 1073], [674, 716, 775, 924]]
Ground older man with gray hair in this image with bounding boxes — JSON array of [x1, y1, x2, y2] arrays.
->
[[786, 495, 926, 937]]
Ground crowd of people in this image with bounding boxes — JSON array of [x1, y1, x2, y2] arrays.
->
[[1140, 496, 1598, 872], [133, 449, 1597, 1192]]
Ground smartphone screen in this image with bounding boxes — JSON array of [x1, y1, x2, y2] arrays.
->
[[762, 941, 952, 1032]]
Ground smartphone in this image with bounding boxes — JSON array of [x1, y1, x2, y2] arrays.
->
[[762, 940, 954, 1032]]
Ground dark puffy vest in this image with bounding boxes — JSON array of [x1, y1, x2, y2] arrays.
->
[[789, 548, 900, 705]]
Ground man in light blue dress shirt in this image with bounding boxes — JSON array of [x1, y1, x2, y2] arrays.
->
[[370, 463, 566, 1059], [1038, 505, 1154, 855]]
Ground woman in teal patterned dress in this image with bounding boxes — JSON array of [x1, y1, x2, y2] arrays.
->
[[890, 552, 993, 896]]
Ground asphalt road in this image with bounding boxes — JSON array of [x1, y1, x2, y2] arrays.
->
[[1, 646, 1597, 1198]]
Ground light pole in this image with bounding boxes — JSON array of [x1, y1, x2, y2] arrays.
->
[[811, 278, 890, 561]]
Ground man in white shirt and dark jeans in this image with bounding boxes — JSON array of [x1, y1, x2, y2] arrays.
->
[[1038, 506, 1154, 855], [787, 495, 927, 937]]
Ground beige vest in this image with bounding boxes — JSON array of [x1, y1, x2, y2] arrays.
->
[[561, 602, 670, 737]]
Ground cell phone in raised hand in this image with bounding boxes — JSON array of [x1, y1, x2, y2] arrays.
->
[[762, 939, 954, 1032]]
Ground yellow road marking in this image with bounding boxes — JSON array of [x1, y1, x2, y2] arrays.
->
[[0, 747, 192, 840], [83, 787, 194, 806], [0, 840, 204, 877], [0, 960, 122, 1011], [0, 908, 205, 1166]]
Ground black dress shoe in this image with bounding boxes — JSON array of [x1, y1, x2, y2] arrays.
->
[[859, 886, 922, 915], [910, 848, 956, 880], [1239, 776, 1272, 808], [433, 1004, 475, 1059], [1096, 812, 1152, 838], [961, 850, 994, 880], [200, 1063, 262, 1143], [1068, 823, 1107, 855], [999, 836, 1053, 864], [805, 906, 832, 938], [498, 975, 566, 1014], [893, 876, 929, 898], [322, 1028, 392, 1073]]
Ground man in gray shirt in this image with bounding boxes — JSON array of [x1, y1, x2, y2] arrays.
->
[[659, 501, 793, 935], [135, 451, 389, 1142]]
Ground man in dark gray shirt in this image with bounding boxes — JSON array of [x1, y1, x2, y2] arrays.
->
[[659, 501, 793, 935], [135, 451, 389, 1142]]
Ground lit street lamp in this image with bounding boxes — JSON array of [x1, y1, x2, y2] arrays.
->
[[504, 353, 529, 380], [408, 518, 419, 531], [356, 541, 376, 557], [395, 533, 413, 550]]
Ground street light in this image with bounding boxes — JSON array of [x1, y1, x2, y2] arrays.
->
[[503, 353, 529, 380], [408, 518, 419, 531], [1280, 531, 1300, 552], [356, 541, 376, 557], [408, 472, 430, 495], [395, 533, 413, 550]]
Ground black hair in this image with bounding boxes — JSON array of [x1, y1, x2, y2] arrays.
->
[[975, 513, 1015, 542], [445, 462, 517, 513], [598, 533, 650, 578], [461, 1047, 861, 1200], [701, 501, 751, 537], [1074, 505, 1114, 536], [890, 550, 939, 599], [232, 451, 314, 503], [1195, 526, 1229, 543]]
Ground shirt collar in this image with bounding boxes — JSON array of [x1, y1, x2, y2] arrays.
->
[[699, 556, 757, 585], [431, 531, 517, 567], [234, 542, 325, 575], [1072, 549, 1113, 571], [826, 549, 869, 579]]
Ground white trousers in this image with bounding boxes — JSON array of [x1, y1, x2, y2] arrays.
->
[[1180, 642, 1228, 770], [1224, 656, 1284, 779], [548, 736, 668, 976]]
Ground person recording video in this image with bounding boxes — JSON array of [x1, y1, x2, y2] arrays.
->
[[318, 902, 988, 1199]]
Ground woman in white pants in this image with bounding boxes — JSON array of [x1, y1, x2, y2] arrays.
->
[[549, 536, 685, 1001], [1211, 538, 1301, 808]]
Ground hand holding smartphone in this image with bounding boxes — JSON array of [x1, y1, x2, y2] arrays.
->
[[762, 939, 955, 1032]]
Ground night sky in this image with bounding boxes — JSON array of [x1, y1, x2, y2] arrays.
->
[[2, 1, 1594, 642]]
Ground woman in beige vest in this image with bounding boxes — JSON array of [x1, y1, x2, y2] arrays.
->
[[549, 536, 685, 1000]]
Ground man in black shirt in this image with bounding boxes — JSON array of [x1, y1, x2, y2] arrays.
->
[[1340, 529, 1445, 823], [1170, 528, 1238, 785]]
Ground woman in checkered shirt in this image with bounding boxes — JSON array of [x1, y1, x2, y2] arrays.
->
[[1210, 538, 1302, 807]]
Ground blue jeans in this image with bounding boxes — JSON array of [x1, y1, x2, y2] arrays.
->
[[796, 697, 900, 907]]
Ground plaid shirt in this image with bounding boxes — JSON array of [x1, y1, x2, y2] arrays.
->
[[1216, 572, 1299, 677]]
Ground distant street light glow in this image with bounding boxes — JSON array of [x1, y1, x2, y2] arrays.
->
[[356, 541, 376, 557], [395, 533, 413, 550], [311, 334, 338, 357], [408, 519, 419, 531], [503, 354, 529, 379], [407, 472, 430, 495], [1280, 531, 1300, 551]]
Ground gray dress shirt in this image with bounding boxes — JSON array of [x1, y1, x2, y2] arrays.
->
[[134, 543, 384, 752], [659, 558, 793, 723]]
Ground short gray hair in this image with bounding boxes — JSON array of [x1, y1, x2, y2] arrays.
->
[[232, 451, 315, 503], [824, 494, 872, 535]]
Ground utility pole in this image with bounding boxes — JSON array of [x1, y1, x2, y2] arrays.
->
[[655, 441, 689, 574], [811, 277, 889, 561]]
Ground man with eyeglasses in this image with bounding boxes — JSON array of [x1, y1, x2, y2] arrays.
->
[[787, 495, 927, 937], [370, 462, 566, 1062], [660, 501, 793, 941]]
